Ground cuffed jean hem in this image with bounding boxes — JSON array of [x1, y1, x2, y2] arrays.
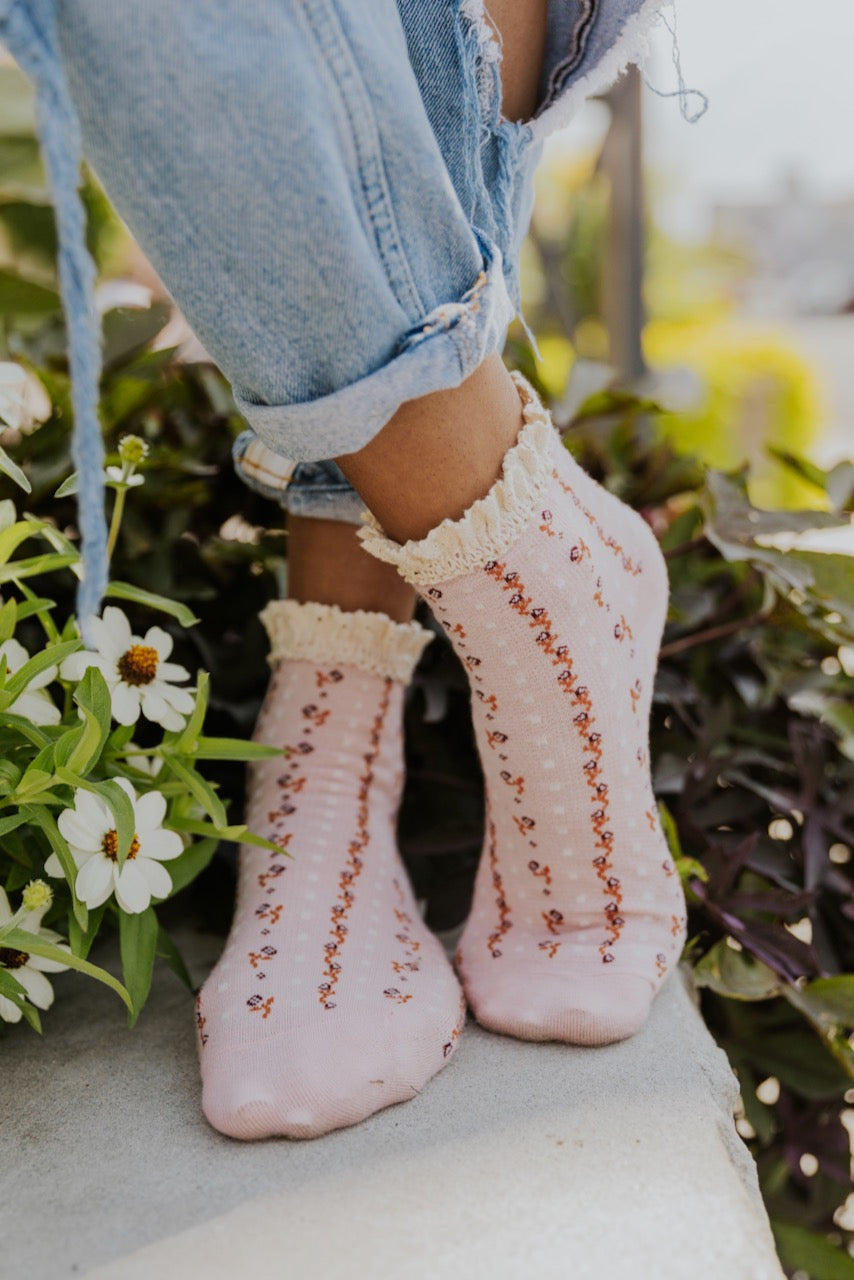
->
[[232, 440, 366, 526], [232, 246, 515, 467]]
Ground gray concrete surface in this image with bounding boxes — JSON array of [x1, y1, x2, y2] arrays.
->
[[1, 929, 784, 1280]]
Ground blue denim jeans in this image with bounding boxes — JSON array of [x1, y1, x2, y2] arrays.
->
[[1, 0, 668, 621]]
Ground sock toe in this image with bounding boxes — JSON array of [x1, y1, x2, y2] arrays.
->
[[465, 963, 655, 1046]]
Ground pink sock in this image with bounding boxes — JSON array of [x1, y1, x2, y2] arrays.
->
[[197, 601, 465, 1139], [361, 375, 687, 1045]]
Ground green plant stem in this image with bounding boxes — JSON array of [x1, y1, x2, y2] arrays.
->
[[105, 486, 126, 561]]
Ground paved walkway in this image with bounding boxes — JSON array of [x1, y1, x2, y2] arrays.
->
[[2, 929, 784, 1280]]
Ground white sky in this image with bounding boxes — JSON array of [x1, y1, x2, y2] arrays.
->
[[644, 0, 853, 203]]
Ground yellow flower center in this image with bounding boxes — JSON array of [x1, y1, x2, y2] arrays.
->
[[0, 947, 29, 970], [101, 829, 140, 862], [117, 644, 159, 687]]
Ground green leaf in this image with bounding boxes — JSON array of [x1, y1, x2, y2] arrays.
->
[[0, 517, 41, 565], [0, 598, 16, 645], [0, 443, 31, 493], [104, 723, 136, 754], [1, 926, 131, 1011], [785, 976, 854, 1032], [168, 816, 281, 853], [164, 836, 218, 896], [67, 903, 106, 962], [693, 940, 781, 1001], [2, 638, 79, 701], [119, 905, 158, 1027], [0, 551, 79, 583], [13, 767, 54, 801], [0, 810, 29, 837], [53, 472, 79, 498], [175, 669, 209, 753], [64, 666, 112, 774], [155, 923, 194, 991], [0, 268, 60, 316], [162, 755, 227, 829], [104, 581, 198, 628], [190, 736, 283, 762], [772, 1222, 854, 1280], [0, 968, 41, 1032]]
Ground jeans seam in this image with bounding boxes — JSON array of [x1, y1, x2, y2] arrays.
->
[[300, 0, 428, 325]]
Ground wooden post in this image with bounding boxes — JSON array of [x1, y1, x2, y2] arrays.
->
[[599, 65, 646, 381]]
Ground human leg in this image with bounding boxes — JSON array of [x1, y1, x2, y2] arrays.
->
[[5, 0, 681, 1120]]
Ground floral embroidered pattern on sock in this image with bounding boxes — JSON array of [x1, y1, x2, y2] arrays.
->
[[319, 678, 393, 1011], [483, 558, 624, 962], [387, 876, 421, 998], [553, 471, 643, 577]]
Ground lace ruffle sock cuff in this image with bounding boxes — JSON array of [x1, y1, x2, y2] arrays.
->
[[259, 599, 432, 684]]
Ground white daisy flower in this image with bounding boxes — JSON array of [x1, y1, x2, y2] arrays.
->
[[0, 883, 70, 1023], [0, 637, 60, 726], [49, 778, 183, 914], [60, 605, 194, 731]]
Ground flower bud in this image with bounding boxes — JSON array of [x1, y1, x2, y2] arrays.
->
[[22, 878, 53, 911], [118, 435, 149, 465]]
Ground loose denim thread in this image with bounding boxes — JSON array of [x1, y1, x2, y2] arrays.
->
[[641, 6, 708, 125], [6, 3, 107, 642]]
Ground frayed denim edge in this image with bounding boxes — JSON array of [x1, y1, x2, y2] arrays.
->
[[529, 0, 669, 143]]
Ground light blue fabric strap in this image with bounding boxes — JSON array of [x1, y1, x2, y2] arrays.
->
[[2, 0, 107, 641]]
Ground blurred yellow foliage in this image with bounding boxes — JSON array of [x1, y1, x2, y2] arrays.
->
[[644, 320, 826, 508]]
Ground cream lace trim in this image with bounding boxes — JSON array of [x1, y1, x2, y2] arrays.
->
[[259, 600, 431, 684], [358, 373, 556, 586]]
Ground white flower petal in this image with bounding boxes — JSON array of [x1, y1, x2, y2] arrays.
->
[[139, 688, 184, 731], [134, 788, 167, 831], [27, 949, 70, 974], [0, 994, 22, 1023], [75, 855, 114, 908], [43, 852, 63, 878], [114, 862, 151, 914], [137, 827, 183, 862], [137, 857, 172, 900], [0, 637, 28, 670], [93, 607, 134, 660], [17, 966, 54, 1010], [160, 684, 195, 714], [144, 626, 173, 660], [111, 682, 141, 725], [157, 662, 190, 683], [114, 776, 138, 805], [60, 652, 114, 684], [73, 789, 112, 832], [57, 808, 102, 853], [26, 662, 57, 692], [9, 690, 61, 726]]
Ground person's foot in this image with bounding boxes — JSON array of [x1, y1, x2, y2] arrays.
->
[[197, 601, 465, 1139], [361, 375, 686, 1045]]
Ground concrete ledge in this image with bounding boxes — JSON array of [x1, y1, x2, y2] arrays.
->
[[1, 929, 785, 1280]]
